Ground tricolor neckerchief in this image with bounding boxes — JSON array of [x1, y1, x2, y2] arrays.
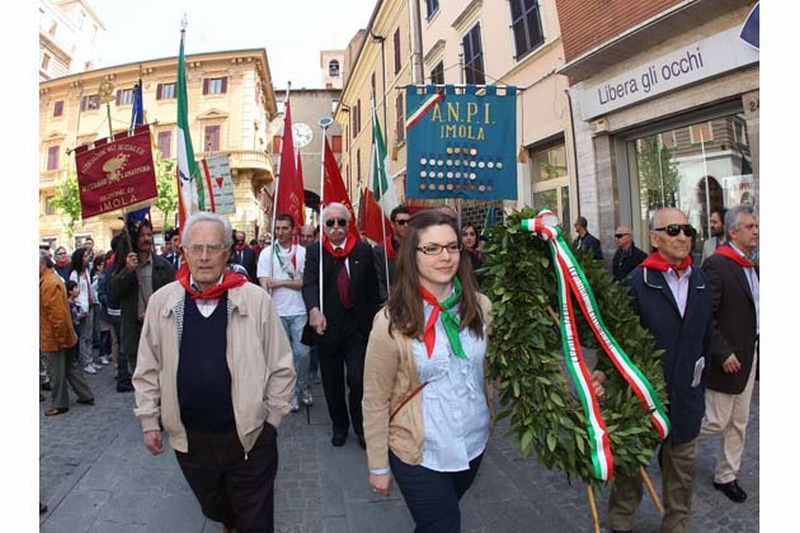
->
[[714, 244, 756, 268], [178, 269, 247, 300], [521, 209, 670, 481], [273, 241, 298, 279], [640, 252, 692, 273], [420, 276, 467, 360]]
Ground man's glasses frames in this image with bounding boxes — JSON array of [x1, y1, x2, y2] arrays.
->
[[325, 218, 349, 228], [653, 224, 695, 237]]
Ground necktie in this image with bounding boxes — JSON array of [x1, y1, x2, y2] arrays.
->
[[336, 258, 352, 310]]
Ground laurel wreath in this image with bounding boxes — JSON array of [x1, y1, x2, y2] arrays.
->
[[482, 207, 669, 485]]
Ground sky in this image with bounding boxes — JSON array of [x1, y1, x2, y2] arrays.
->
[[92, 0, 378, 89]]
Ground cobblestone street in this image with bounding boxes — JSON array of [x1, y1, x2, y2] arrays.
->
[[40, 364, 759, 532]]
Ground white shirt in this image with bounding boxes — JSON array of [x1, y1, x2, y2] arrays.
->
[[257, 243, 306, 317], [662, 265, 692, 318], [730, 243, 760, 335], [190, 274, 225, 318]]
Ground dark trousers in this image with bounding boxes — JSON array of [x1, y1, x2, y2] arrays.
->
[[318, 326, 367, 436], [390, 450, 484, 533], [175, 424, 278, 532], [43, 348, 94, 409]]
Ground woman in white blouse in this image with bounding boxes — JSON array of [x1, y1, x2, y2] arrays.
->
[[362, 209, 493, 532]]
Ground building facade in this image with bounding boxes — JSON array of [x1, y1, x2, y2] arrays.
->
[[557, 0, 759, 259], [39, 48, 279, 252], [39, 0, 106, 81], [336, 0, 576, 228]]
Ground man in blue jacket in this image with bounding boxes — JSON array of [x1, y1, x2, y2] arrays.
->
[[593, 207, 712, 533]]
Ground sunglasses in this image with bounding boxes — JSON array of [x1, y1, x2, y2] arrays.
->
[[394, 219, 409, 226], [654, 224, 695, 237], [325, 218, 348, 228], [614, 233, 629, 239]]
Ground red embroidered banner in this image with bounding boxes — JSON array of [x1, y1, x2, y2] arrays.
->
[[74, 125, 158, 219]]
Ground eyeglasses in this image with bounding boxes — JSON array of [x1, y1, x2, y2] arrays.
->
[[614, 233, 629, 239], [394, 219, 409, 226], [654, 224, 696, 237], [183, 243, 226, 257], [416, 242, 463, 255], [325, 218, 348, 228], [235, 239, 245, 244]]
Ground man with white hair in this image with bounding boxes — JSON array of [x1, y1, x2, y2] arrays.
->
[[303, 202, 379, 448], [133, 212, 295, 532]]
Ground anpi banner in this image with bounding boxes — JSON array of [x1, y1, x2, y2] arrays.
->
[[74, 125, 158, 219], [405, 84, 517, 200]]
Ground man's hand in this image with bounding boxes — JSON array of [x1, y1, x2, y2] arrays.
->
[[143, 430, 164, 455], [369, 472, 393, 497], [722, 354, 742, 374], [125, 252, 139, 272], [590, 370, 607, 399], [309, 307, 327, 336]]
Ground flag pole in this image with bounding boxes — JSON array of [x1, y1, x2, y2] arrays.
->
[[371, 93, 390, 290], [318, 116, 334, 315], [269, 82, 292, 288]]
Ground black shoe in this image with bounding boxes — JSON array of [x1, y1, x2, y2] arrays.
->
[[331, 432, 347, 447], [356, 434, 367, 450], [77, 398, 95, 405], [41, 382, 52, 391], [611, 530, 632, 533], [713, 479, 747, 503], [116, 382, 135, 393], [39, 502, 48, 515]]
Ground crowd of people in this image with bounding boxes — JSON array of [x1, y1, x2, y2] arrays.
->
[[39, 202, 758, 532]]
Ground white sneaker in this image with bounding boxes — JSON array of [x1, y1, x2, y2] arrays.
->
[[99, 356, 111, 365], [301, 390, 313, 407], [289, 396, 300, 412], [83, 364, 97, 374], [92, 362, 103, 370]]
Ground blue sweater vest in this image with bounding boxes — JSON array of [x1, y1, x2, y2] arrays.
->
[[177, 294, 236, 433]]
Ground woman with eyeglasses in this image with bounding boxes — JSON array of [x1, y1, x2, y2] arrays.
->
[[362, 210, 494, 532]]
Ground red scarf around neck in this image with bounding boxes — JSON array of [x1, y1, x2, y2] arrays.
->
[[714, 244, 756, 268], [385, 235, 398, 260], [177, 269, 248, 300], [640, 251, 692, 273], [323, 232, 358, 259]]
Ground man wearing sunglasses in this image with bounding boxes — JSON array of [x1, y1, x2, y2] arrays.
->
[[232, 230, 258, 282], [612, 225, 647, 282], [595, 207, 713, 533], [303, 203, 380, 449], [697, 204, 759, 504], [373, 204, 410, 304]]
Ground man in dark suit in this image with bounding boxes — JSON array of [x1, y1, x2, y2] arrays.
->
[[373, 204, 410, 304], [612, 224, 647, 281], [594, 207, 713, 533], [232, 229, 258, 282], [699, 204, 759, 503], [573, 215, 603, 260], [303, 202, 379, 449]]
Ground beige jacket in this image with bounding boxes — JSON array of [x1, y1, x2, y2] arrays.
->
[[362, 293, 493, 471], [133, 281, 296, 454]]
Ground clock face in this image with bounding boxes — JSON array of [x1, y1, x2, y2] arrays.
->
[[292, 123, 313, 148]]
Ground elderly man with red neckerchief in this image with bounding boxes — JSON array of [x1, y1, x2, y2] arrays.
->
[[303, 202, 380, 449], [593, 207, 713, 533]]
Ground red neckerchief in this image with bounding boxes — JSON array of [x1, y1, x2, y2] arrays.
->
[[323, 232, 358, 259], [177, 269, 247, 300], [640, 252, 691, 273], [385, 234, 398, 260], [714, 244, 756, 268], [467, 247, 485, 262]]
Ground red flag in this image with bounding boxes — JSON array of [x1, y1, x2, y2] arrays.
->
[[295, 150, 306, 226], [361, 187, 391, 244], [275, 98, 304, 228], [323, 136, 358, 235]]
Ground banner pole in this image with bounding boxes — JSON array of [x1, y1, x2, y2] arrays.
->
[[317, 116, 333, 315]]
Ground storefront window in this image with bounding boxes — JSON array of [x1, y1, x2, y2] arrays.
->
[[530, 142, 570, 225], [631, 113, 753, 258]]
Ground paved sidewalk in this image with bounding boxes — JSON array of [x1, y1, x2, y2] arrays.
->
[[40, 364, 759, 532]]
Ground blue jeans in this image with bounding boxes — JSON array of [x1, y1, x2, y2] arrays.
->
[[280, 314, 310, 396], [389, 450, 484, 533]]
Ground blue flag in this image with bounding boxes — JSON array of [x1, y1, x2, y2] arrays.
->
[[740, 2, 759, 50], [130, 80, 144, 130]]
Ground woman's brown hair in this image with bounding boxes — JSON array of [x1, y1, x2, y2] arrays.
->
[[386, 209, 484, 340]]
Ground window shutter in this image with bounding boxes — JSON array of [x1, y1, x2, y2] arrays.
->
[[115, 89, 122, 105], [203, 79, 209, 95], [221, 77, 228, 93], [156, 83, 163, 100]]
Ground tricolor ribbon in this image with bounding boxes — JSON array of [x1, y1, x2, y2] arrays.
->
[[521, 209, 670, 481]]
